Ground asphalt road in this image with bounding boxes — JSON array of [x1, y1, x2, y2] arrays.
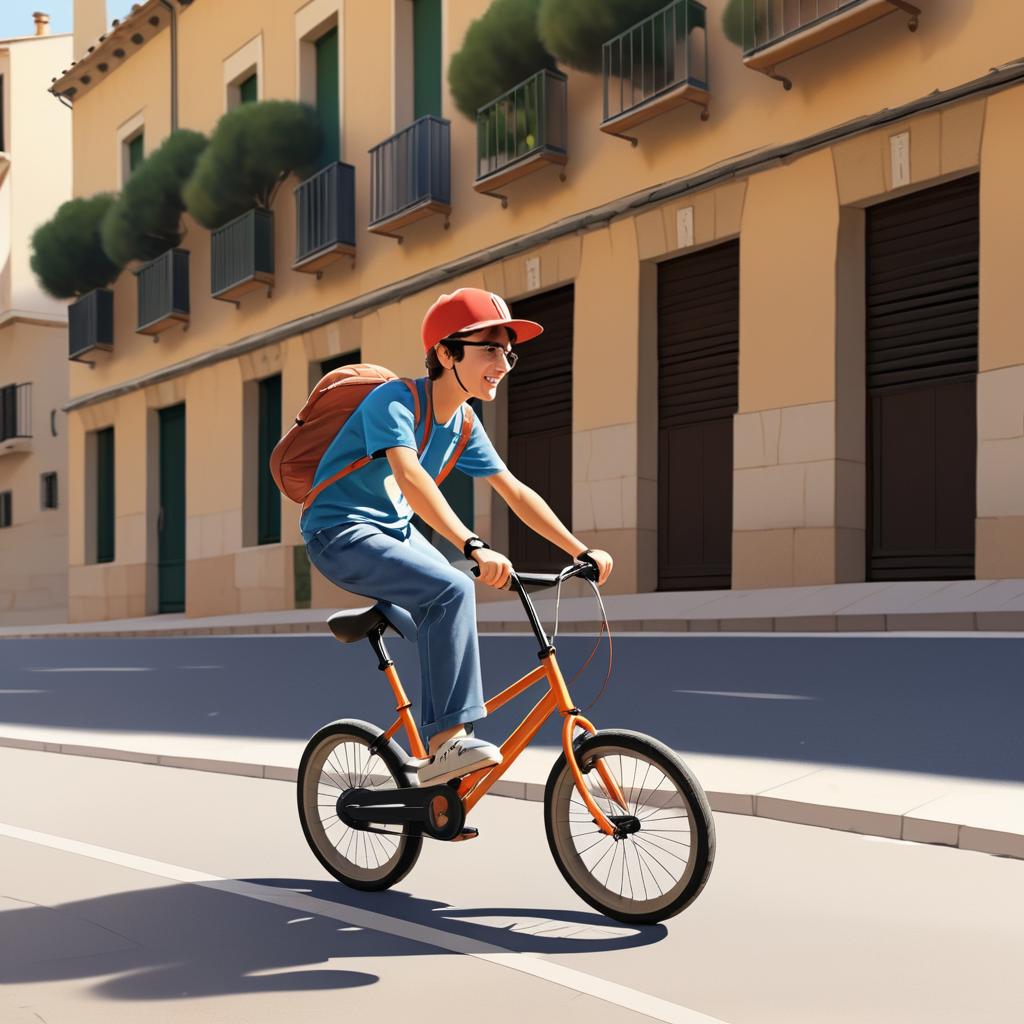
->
[[1, 633, 1023, 780], [1, 746, 1022, 1023]]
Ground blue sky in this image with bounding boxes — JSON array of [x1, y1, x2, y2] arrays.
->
[[0, 2, 134, 41]]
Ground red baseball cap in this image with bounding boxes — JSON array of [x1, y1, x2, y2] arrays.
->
[[421, 288, 543, 354]]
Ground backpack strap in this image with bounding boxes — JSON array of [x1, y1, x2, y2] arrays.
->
[[302, 454, 373, 511], [435, 404, 475, 486]]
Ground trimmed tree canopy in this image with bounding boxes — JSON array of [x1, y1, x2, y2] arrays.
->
[[721, 0, 767, 48], [182, 100, 321, 229], [448, 0, 556, 120], [100, 129, 208, 266], [30, 194, 122, 299], [537, 0, 676, 74]]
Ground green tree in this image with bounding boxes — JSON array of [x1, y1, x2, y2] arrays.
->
[[537, 0, 675, 74], [448, 0, 556, 120], [30, 194, 122, 299], [100, 129, 208, 265], [182, 100, 321, 229], [721, 0, 768, 49]]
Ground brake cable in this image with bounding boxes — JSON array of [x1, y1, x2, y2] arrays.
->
[[548, 566, 614, 713]]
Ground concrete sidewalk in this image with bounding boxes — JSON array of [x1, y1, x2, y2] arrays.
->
[[2, 577, 1024, 638], [2, 723, 1021, 862]]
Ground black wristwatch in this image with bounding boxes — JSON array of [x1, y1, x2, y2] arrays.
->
[[575, 548, 598, 568], [463, 536, 491, 560]]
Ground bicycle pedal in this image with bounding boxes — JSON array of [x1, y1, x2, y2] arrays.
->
[[451, 827, 479, 843]]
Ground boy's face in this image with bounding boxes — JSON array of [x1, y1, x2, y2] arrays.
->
[[442, 326, 516, 402]]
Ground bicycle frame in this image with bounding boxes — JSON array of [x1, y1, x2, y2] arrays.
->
[[374, 566, 628, 837]]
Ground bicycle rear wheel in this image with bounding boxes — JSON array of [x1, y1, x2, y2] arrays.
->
[[297, 719, 422, 891], [544, 729, 715, 924]]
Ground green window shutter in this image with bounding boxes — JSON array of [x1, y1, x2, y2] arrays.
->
[[315, 26, 340, 168], [96, 427, 115, 564], [257, 375, 282, 545], [128, 132, 144, 173], [413, 0, 442, 120], [239, 73, 258, 104]]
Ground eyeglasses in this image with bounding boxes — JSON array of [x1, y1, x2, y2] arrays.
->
[[458, 341, 518, 370]]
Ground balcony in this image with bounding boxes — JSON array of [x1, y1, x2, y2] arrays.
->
[[68, 288, 114, 363], [740, 0, 920, 87], [293, 161, 356, 275], [369, 116, 451, 240], [211, 208, 274, 304], [135, 248, 190, 335], [0, 383, 31, 455], [475, 69, 568, 204], [602, 0, 710, 141]]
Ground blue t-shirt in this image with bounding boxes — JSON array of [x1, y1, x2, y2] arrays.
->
[[299, 376, 506, 541]]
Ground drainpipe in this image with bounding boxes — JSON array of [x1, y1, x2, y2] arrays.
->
[[158, 0, 177, 131]]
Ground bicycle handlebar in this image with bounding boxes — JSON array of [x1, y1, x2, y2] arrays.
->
[[469, 558, 598, 591]]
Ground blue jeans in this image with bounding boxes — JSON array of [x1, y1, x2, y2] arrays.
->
[[306, 522, 486, 742]]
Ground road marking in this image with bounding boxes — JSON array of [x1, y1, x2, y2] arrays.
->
[[674, 689, 815, 701], [0, 820, 729, 1024], [0, 690, 48, 694], [26, 667, 153, 673]]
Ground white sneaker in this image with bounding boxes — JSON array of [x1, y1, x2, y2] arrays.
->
[[417, 736, 502, 786]]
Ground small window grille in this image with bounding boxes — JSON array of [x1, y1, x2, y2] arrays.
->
[[41, 472, 58, 510], [0, 491, 11, 528]]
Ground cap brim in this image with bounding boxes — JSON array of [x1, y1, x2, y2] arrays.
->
[[456, 318, 544, 344]]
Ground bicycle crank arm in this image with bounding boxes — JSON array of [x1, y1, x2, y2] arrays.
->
[[339, 784, 466, 841]]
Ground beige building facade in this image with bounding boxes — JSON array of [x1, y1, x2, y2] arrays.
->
[[0, 15, 72, 624], [46, 0, 1024, 623]]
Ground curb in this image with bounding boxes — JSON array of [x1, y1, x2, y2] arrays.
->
[[2, 734, 1020, 862], [3, 611, 1024, 639]]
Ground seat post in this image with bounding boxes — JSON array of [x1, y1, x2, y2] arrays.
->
[[367, 623, 393, 671]]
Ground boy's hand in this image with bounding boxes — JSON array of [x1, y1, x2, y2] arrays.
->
[[579, 548, 614, 586], [471, 548, 514, 589]]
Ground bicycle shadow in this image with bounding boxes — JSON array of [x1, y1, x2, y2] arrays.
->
[[256, 876, 669, 953], [0, 876, 666, 1002]]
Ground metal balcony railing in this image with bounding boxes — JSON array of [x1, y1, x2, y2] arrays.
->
[[211, 208, 274, 303], [0, 383, 31, 445], [294, 160, 356, 272], [476, 69, 567, 189], [68, 288, 114, 362], [739, 0, 918, 58], [369, 116, 450, 236], [603, 0, 709, 129], [135, 248, 190, 335]]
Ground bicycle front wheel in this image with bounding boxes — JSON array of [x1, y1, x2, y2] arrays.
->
[[297, 719, 422, 891], [544, 729, 715, 924]]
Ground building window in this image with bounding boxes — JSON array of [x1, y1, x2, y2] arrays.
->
[[238, 72, 258, 104], [0, 491, 11, 528], [126, 130, 144, 174], [314, 26, 340, 167], [257, 375, 281, 545], [41, 472, 58, 510], [413, 0, 442, 120], [95, 426, 115, 563], [320, 350, 361, 377]]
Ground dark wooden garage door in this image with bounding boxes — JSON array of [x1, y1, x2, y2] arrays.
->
[[866, 174, 978, 581], [508, 286, 573, 572], [657, 240, 739, 590]]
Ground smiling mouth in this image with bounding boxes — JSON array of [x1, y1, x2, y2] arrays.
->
[[483, 376, 502, 385]]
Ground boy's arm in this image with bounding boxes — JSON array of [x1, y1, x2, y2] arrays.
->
[[488, 470, 586, 557], [387, 446, 474, 552]]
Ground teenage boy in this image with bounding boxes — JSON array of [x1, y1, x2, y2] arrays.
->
[[302, 288, 613, 784]]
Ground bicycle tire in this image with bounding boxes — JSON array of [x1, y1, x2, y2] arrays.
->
[[544, 729, 715, 924], [297, 719, 423, 891]]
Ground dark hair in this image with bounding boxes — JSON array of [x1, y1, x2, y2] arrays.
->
[[424, 326, 516, 381]]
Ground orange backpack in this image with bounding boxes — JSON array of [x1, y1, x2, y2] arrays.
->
[[269, 364, 474, 511]]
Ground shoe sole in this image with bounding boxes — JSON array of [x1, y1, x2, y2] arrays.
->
[[417, 755, 501, 788]]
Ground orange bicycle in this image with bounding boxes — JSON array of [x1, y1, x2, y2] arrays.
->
[[297, 558, 715, 924]]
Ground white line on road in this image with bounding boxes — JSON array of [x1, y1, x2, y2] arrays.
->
[[26, 667, 154, 673], [674, 690, 816, 701], [0, 820, 729, 1024]]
